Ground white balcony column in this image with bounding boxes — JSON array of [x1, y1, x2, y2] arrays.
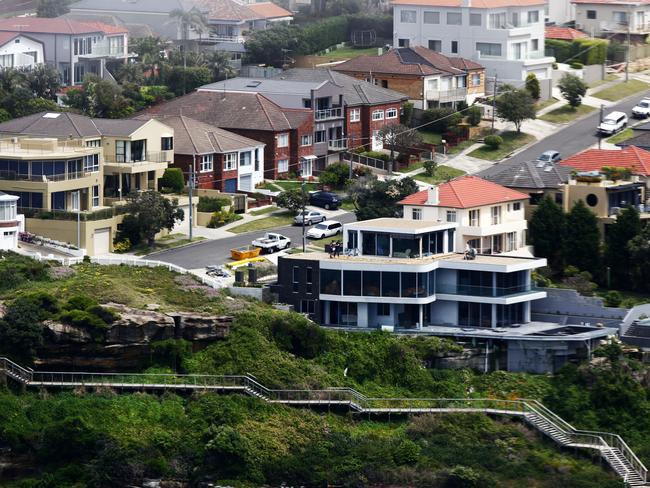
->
[[443, 229, 449, 253], [323, 301, 330, 324], [357, 303, 368, 328], [418, 304, 424, 330], [523, 301, 531, 323], [491, 304, 497, 329]]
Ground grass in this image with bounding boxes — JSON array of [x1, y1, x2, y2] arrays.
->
[[228, 211, 295, 234], [592, 79, 650, 101], [313, 46, 379, 60], [539, 104, 596, 124], [396, 160, 423, 173], [250, 205, 279, 216], [413, 165, 466, 184], [588, 73, 619, 89], [447, 139, 478, 155], [418, 130, 443, 146], [340, 199, 355, 211], [606, 127, 634, 144], [468, 131, 536, 161], [535, 97, 559, 112], [133, 234, 206, 256]]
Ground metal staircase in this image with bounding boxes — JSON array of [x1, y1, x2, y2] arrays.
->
[[1, 357, 647, 487]]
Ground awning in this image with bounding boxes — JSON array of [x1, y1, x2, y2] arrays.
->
[[301, 155, 317, 160]]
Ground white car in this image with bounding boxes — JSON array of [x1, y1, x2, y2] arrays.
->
[[293, 210, 326, 226], [632, 98, 650, 118], [598, 111, 628, 135], [306, 220, 343, 239]]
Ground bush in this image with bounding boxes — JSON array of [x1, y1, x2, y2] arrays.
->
[[113, 239, 132, 253], [423, 107, 463, 133], [570, 61, 584, 69], [423, 160, 437, 177], [361, 151, 390, 162], [603, 290, 623, 307], [197, 196, 231, 213], [466, 106, 482, 126], [525, 73, 541, 100], [207, 210, 242, 228], [483, 135, 503, 149], [159, 168, 184, 193], [319, 161, 350, 188]]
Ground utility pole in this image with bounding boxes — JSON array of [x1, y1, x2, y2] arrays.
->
[[491, 73, 498, 133], [598, 104, 604, 149], [188, 157, 194, 242], [300, 170, 306, 252], [626, 4, 631, 82]]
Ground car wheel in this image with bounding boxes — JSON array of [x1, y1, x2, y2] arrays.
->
[[320, 234, 325, 239], [307, 219, 312, 225], [324, 203, 330, 210], [321, 216, 326, 223]]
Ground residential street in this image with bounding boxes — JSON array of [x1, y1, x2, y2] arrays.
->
[[152, 211, 357, 269], [479, 86, 650, 177]]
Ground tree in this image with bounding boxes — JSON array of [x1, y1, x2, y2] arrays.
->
[[169, 7, 209, 94], [119, 191, 184, 247], [466, 106, 482, 126], [159, 168, 185, 193], [37, 0, 71, 17], [423, 160, 437, 177], [495, 89, 536, 133], [63, 76, 135, 118], [0, 296, 46, 361], [628, 224, 650, 292], [24, 65, 61, 100], [564, 200, 601, 276], [245, 24, 304, 67], [348, 175, 418, 221], [558, 73, 587, 108], [422, 107, 462, 133], [162, 66, 212, 97], [200, 51, 237, 82], [378, 123, 423, 173], [529, 196, 566, 273], [276, 189, 309, 215], [525, 73, 541, 100], [319, 161, 350, 188], [605, 206, 641, 289]]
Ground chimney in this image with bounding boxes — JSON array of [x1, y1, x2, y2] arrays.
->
[[426, 186, 439, 205]]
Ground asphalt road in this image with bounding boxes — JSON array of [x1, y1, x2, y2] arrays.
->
[[479, 86, 650, 177], [152, 211, 357, 269]]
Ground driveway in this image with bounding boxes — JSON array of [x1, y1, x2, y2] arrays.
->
[[152, 211, 357, 269]]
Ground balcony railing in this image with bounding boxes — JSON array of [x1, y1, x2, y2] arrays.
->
[[78, 43, 127, 58], [426, 88, 467, 101], [0, 170, 91, 182], [436, 283, 537, 297], [19, 205, 129, 222], [328, 138, 347, 150], [205, 34, 246, 43], [315, 107, 343, 121], [104, 150, 172, 164]]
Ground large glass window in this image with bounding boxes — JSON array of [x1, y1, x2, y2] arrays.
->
[[401, 272, 416, 298], [343, 270, 362, 296], [417, 273, 428, 297], [239, 151, 251, 167], [347, 230, 358, 250], [320, 269, 341, 295], [458, 270, 493, 296], [497, 303, 524, 326], [447, 12, 462, 25], [400, 10, 416, 23], [423, 11, 439, 23], [362, 231, 389, 256], [488, 12, 506, 28], [363, 271, 380, 296], [476, 42, 502, 57], [392, 235, 419, 258], [381, 271, 399, 297], [459, 302, 492, 327]]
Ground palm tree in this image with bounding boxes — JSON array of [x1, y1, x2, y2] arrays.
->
[[200, 51, 236, 82], [168, 7, 209, 93]]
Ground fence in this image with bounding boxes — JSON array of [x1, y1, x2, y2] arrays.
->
[[341, 151, 390, 172]]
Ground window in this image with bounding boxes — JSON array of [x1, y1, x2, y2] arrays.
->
[[314, 130, 327, 143], [277, 133, 289, 148], [586, 9, 597, 19], [527, 10, 539, 23], [381, 80, 388, 88], [427, 78, 439, 90], [92, 185, 100, 207], [300, 300, 315, 314], [306, 267, 313, 285], [469, 209, 480, 226], [239, 151, 251, 167], [161, 136, 173, 151], [224, 152, 237, 171], [423, 11, 440, 24], [491, 205, 501, 225], [613, 11, 628, 24], [377, 303, 390, 316], [555, 192, 563, 205], [531, 38, 539, 51], [476, 42, 502, 57], [428, 39, 442, 51], [83, 153, 99, 173], [412, 208, 422, 220], [488, 12, 506, 29], [472, 73, 481, 86], [372, 110, 384, 121], [512, 42, 527, 60], [350, 108, 360, 122], [278, 159, 289, 173], [292, 266, 300, 292], [85, 139, 101, 147], [400, 10, 416, 23], [446, 210, 456, 222], [398, 38, 410, 48], [447, 12, 462, 25], [0, 201, 16, 220], [506, 231, 517, 252], [0, 54, 13, 68], [73, 37, 92, 55], [200, 154, 213, 172], [300, 134, 312, 146], [456, 75, 466, 87], [470, 13, 482, 26], [344, 270, 362, 296], [513, 202, 521, 211], [586, 193, 598, 207], [451, 40, 458, 54], [108, 35, 124, 55], [386, 108, 398, 119], [320, 269, 341, 295]]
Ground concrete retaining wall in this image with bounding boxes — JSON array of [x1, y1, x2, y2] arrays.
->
[[532, 287, 626, 321]]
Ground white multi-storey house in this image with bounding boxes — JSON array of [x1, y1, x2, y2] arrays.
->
[[573, 0, 650, 41], [392, 0, 555, 83], [399, 176, 530, 256]]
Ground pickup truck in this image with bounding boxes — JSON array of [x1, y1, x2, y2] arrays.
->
[[251, 233, 291, 253]]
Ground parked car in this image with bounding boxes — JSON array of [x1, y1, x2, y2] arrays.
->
[[598, 111, 628, 135], [252, 233, 291, 253], [309, 191, 340, 210], [307, 220, 343, 239], [537, 150, 561, 163], [293, 210, 326, 226], [632, 98, 650, 118]]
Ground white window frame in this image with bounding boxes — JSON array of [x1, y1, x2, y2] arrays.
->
[[469, 209, 480, 226], [223, 152, 237, 171], [350, 108, 361, 122], [301, 134, 312, 146], [92, 185, 100, 207], [446, 210, 456, 222], [85, 139, 101, 148], [527, 10, 539, 23], [423, 11, 440, 24], [476, 42, 502, 57], [200, 153, 214, 173], [447, 12, 462, 25], [400, 9, 417, 23], [470, 13, 482, 26], [472, 73, 481, 86], [491, 205, 501, 225], [84, 153, 99, 173], [372, 110, 384, 121], [278, 159, 289, 173], [428, 39, 442, 51], [386, 108, 398, 119], [506, 231, 517, 252], [277, 133, 289, 148], [412, 208, 422, 220]]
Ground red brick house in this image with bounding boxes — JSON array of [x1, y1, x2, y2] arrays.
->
[[141, 91, 314, 180], [135, 115, 266, 192]]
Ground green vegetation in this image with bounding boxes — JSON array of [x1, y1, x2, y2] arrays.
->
[[259, 180, 319, 192], [313, 45, 380, 60], [606, 127, 634, 144], [545, 38, 608, 65], [468, 131, 535, 161], [495, 88, 537, 133], [250, 205, 279, 216], [593, 79, 650, 101], [557, 73, 588, 108], [159, 168, 185, 194], [133, 233, 206, 256], [197, 195, 232, 213], [535, 97, 559, 112], [348, 175, 418, 221], [588, 74, 618, 89], [539, 104, 596, 124], [418, 130, 443, 146], [414, 165, 465, 185], [228, 211, 295, 234], [318, 161, 351, 188]]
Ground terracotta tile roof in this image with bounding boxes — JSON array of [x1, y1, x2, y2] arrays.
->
[[0, 32, 22, 46], [139, 90, 311, 132], [246, 2, 293, 18], [0, 17, 127, 35], [571, 0, 650, 4], [333, 46, 481, 77], [392, 0, 543, 6], [545, 25, 588, 40], [559, 146, 650, 176], [399, 175, 528, 208]]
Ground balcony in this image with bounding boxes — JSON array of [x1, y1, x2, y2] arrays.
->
[[315, 107, 343, 121], [78, 43, 128, 59], [0, 170, 92, 183], [103, 150, 171, 174], [204, 33, 246, 43], [426, 88, 467, 102], [436, 283, 538, 297], [328, 138, 347, 150]]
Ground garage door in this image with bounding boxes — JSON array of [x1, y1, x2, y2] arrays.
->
[[239, 174, 252, 192], [93, 227, 111, 255], [224, 178, 237, 193]]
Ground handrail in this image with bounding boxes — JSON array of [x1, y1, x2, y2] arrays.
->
[[0, 356, 646, 484]]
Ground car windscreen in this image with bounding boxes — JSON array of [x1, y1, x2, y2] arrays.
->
[[314, 224, 327, 229]]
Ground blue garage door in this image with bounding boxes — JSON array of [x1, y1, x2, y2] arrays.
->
[[224, 178, 237, 193]]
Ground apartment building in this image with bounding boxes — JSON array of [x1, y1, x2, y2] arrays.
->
[[0, 17, 130, 86], [271, 69, 408, 152], [399, 176, 530, 256], [333, 46, 485, 109], [137, 115, 265, 192], [392, 0, 555, 83], [573, 0, 650, 41], [142, 91, 313, 179]]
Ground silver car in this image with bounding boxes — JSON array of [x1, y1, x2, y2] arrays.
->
[[294, 210, 326, 226]]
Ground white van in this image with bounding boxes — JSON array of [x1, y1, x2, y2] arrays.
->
[[598, 111, 628, 135], [307, 220, 342, 239]]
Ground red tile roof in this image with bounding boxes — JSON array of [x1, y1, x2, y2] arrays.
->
[[392, 0, 543, 7], [0, 17, 127, 35], [399, 175, 528, 208], [195, 0, 292, 21], [246, 2, 293, 18], [571, 0, 650, 4], [0, 32, 22, 46], [559, 146, 650, 176], [545, 25, 588, 40]]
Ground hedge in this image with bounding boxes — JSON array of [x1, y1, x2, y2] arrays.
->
[[545, 38, 608, 65]]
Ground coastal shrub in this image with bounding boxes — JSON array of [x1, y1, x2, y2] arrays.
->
[[484, 135, 503, 149], [159, 168, 184, 194], [197, 196, 231, 213], [467, 106, 482, 126], [603, 290, 623, 307], [207, 210, 242, 228], [269, 313, 326, 359], [58, 309, 110, 329], [319, 161, 350, 188], [570, 61, 584, 69], [113, 238, 132, 253], [0, 251, 49, 291]]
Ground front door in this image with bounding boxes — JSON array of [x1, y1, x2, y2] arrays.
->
[[224, 178, 237, 193]]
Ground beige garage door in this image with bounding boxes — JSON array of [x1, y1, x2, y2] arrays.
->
[[93, 227, 111, 255]]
